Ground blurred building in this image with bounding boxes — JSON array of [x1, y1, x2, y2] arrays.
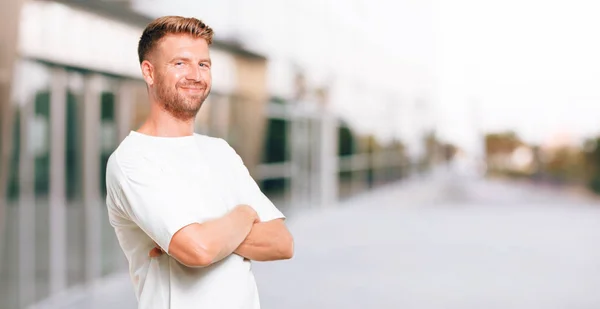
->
[[0, 1, 412, 308]]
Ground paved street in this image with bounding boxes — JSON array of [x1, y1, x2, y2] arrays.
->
[[253, 174, 600, 309], [33, 172, 600, 309]]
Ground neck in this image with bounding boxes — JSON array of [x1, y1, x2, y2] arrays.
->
[[137, 101, 195, 137]]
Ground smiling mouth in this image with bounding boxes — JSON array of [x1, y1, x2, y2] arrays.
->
[[180, 87, 204, 92]]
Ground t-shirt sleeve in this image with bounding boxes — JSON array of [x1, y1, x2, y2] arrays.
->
[[106, 154, 198, 254], [220, 139, 285, 222]]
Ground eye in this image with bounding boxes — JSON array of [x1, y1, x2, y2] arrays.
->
[[175, 62, 184, 66]]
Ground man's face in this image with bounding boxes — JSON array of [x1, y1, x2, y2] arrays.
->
[[149, 34, 212, 121]]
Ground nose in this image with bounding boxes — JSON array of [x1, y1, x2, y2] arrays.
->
[[186, 64, 202, 82]]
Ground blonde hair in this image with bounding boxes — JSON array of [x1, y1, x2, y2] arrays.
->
[[137, 16, 214, 64]]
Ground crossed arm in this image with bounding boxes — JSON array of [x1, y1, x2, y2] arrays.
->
[[151, 204, 294, 266], [138, 140, 294, 266], [233, 217, 293, 261]]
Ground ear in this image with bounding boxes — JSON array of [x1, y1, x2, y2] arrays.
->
[[141, 60, 155, 87]]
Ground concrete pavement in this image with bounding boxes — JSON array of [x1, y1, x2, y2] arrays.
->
[[30, 173, 600, 308], [253, 174, 600, 309]]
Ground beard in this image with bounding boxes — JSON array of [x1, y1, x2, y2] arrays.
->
[[155, 76, 210, 121]]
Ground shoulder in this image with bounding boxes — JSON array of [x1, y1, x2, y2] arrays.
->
[[105, 135, 151, 185], [196, 134, 238, 156], [104, 140, 132, 213], [105, 136, 160, 211], [195, 135, 248, 172]]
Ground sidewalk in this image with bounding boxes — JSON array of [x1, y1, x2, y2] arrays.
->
[[28, 176, 445, 309], [252, 174, 600, 309], [28, 272, 136, 309], [30, 174, 600, 309], [489, 175, 600, 205]]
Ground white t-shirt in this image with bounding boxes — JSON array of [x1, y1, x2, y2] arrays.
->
[[105, 131, 285, 309]]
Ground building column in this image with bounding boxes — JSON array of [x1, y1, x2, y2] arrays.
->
[[0, 0, 24, 280], [309, 117, 321, 207], [315, 112, 338, 208], [289, 110, 311, 209], [116, 79, 134, 142], [82, 74, 102, 283], [49, 67, 67, 295], [18, 96, 35, 307]]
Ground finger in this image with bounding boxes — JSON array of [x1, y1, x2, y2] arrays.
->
[[149, 248, 161, 257], [149, 247, 163, 257]]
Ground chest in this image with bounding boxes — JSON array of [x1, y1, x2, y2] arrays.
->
[[150, 143, 238, 221]]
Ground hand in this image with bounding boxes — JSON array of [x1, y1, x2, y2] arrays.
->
[[149, 242, 164, 258], [235, 204, 260, 224]]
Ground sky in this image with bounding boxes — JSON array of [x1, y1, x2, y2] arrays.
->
[[134, 0, 600, 155], [433, 0, 600, 152]]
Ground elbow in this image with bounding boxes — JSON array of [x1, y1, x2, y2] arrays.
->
[[181, 242, 216, 268], [192, 251, 214, 267], [168, 224, 218, 268], [281, 246, 294, 260], [279, 234, 294, 260]]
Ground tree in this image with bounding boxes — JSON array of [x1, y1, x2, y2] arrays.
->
[[583, 137, 600, 193], [485, 131, 524, 157]]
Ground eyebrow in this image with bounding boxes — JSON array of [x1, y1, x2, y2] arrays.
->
[[171, 57, 212, 65]]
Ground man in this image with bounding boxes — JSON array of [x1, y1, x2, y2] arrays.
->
[[105, 16, 294, 309]]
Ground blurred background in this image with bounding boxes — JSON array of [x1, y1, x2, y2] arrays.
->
[[1, 0, 599, 308]]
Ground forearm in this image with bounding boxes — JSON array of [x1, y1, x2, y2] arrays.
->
[[197, 206, 256, 264], [234, 219, 294, 261]]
